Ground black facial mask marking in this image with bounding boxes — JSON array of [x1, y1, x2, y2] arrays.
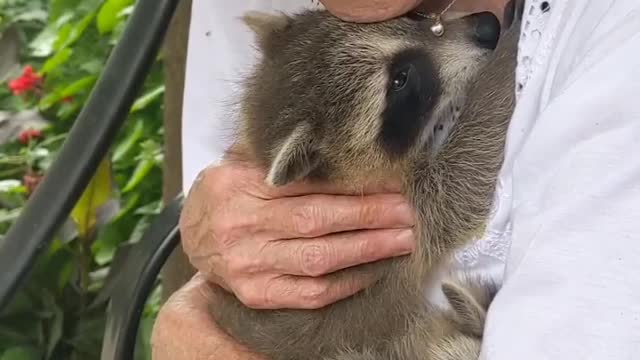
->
[[379, 48, 442, 157]]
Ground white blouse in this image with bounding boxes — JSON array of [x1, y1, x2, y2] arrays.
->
[[480, 0, 640, 358], [181, 1, 640, 358]]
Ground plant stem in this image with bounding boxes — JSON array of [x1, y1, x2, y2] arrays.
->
[[76, 231, 95, 308]]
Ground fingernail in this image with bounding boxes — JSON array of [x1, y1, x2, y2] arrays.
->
[[394, 202, 416, 226], [395, 229, 416, 253]]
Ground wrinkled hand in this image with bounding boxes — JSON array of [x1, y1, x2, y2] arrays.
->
[[179, 157, 415, 310], [151, 273, 265, 360]]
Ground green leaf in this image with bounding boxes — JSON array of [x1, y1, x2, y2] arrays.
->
[[133, 200, 162, 216], [48, 2, 78, 22], [117, 5, 135, 19], [38, 75, 97, 110], [0, 346, 41, 360], [66, 310, 106, 357], [56, 261, 73, 290], [12, 9, 48, 23], [70, 158, 113, 239], [56, 101, 82, 121], [130, 85, 165, 113], [79, 59, 104, 74], [28, 12, 74, 57], [0, 291, 36, 319], [28, 27, 58, 58], [87, 266, 110, 293], [38, 94, 60, 111], [0, 209, 21, 224], [40, 48, 72, 75], [91, 220, 128, 266], [51, 23, 72, 51], [112, 192, 140, 221], [127, 215, 150, 244], [59, 75, 97, 97], [121, 159, 154, 193], [112, 120, 144, 163], [0, 180, 21, 192], [45, 303, 63, 358], [96, 0, 134, 35], [54, 11, 96, 50]]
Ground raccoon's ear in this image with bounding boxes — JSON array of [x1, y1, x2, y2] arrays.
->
[[241, 11, 290, 48], [266, 122, 319, 187], [442, 281, 487, 337]]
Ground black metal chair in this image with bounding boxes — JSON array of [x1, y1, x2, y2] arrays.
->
[[100, 195, 183, 360], [0, 0, 183, 358]]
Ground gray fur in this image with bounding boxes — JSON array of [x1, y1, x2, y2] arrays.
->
[[212, 3, 523, 359]]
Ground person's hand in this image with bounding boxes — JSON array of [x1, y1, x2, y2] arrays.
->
[[151, 273, 265, 360], [319, 0, 423, 23], [179, 157, 415, 310], [319, 0, 509, 23]]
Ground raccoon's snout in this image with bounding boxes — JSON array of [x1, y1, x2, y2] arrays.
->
[[467, 12, 500, 50]]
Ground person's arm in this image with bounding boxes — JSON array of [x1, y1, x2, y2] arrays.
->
[[152, 274, 266, 360], [481, 3, 640, 358], [152, 1, 503, 358]]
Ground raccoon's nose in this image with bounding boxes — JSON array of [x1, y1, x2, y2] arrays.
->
[[469, 12, 500, 50]]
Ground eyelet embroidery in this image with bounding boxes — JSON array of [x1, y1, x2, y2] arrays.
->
[[516, 0, 555, 98]]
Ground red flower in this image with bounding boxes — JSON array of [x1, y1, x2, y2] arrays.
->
[[8, 66, 43, 96], [18, 128, 43, 145], [23, 173, 44, 195]]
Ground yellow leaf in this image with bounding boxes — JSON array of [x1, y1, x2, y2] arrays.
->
[[70, 158, 113, 239]]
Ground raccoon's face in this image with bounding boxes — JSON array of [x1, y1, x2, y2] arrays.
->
[[238, 9, 501, 187]]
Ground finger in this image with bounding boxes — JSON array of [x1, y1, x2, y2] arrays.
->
[[320, 0, 422, 23], [162, 273, 218, 319], [261, 193, 415, 239], [266, 176, 403, 198], [198, 266, 234, 293], [244, 268, 381, 309], [259, 228, 414, 277], [218, 154, 403, 199]]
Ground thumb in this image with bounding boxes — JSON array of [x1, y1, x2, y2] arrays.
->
[[151, 274, 265, 359]]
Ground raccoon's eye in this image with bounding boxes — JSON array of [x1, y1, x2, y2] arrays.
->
[[390, 68, 410, 91]]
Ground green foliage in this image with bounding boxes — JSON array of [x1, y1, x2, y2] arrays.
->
[[0, 0, 166, 358]]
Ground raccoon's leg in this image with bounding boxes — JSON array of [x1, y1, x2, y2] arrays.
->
[[407, 9, 523, 267], [316, 280, 496, 360]]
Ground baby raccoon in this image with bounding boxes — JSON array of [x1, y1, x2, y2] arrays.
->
[[214, 2, 523, 359]]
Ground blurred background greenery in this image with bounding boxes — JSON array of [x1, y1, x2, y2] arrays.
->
[[0, 0, 168, 358]]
